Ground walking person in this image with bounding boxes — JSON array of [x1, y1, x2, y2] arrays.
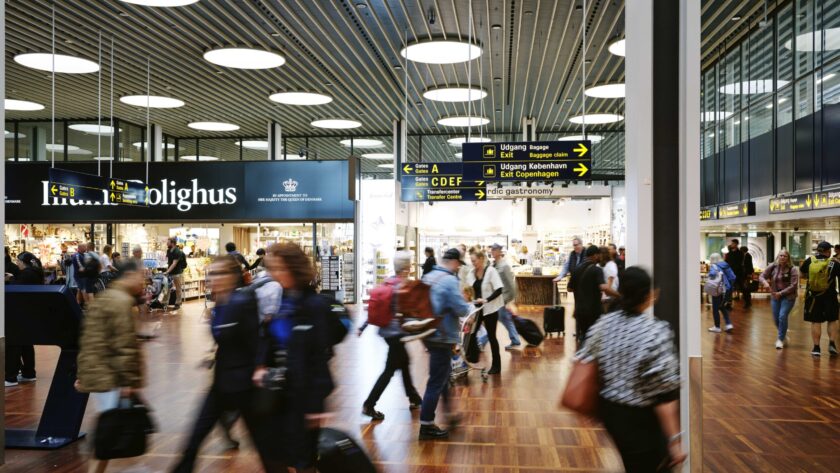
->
[[725, 239, 744, 304], [759, 249, 799, 349], [554, 237, 587, 289], [76, 260, 147, 473], [422, 247, 436, 276], [610, 243, 625, 275], [419, 248, 472, 440], [489, 243, 521, 349], [100, 245, 117, 273], [466, 246, 505, 375], [571, 246, 619, 345], [225, 242, 249, 270], [800, 241, 840, 357], [574, 267, 686, 472], [248, 248, 266, 271], [164, 237, 187, 311], [741, 246, 754, 308], [5, 252, 43, 387], [707, 253, 736, 333], [361, 251, 424, 421]]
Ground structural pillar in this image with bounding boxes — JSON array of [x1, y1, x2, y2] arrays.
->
[[0, 0, 5, 460], [268, 121, 282, 160]]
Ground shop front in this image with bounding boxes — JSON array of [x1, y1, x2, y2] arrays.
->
[[5, 160, 358, 303]]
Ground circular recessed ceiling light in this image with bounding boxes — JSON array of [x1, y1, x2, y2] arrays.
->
[[118, 0, 200, 7], [447, 136, 492, 146], [93, 156, 114, 161], [180, 155, 219, 161], [437, 116, 490, 127], [269, 91, 332, 105], [558, 134, 604, 143], [568, 114, 624, 124], [14, 53, 99, 73], [4, 131, 27, 139], [67, 148, 93, 156], [120, 95, 185, 108], [701, 111, 734, 122], [5, 99, 45, 111], [400, 39, 482, 64], [608, 38, 625, 57], [46, 144, 79, 152], [340, 139, 384, 148], [784, 27, 840, 51], [68, 124, 118, 135], [377, 163, 395, 169], [423, 86, 488, 102], [311, 119, 362, 129], [235, 140, 270, 150], [187, 121, 240, 131], [584, 83, 626, 98], [204, 48, 286, 69], [719, 80, 787, 95], [132, 141, 176, 149], [362, 153, 393, 160]]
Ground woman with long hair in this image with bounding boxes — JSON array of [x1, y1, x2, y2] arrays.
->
[[466, 245, 505, 375], [574, 267, 685, 472], [759, 249, 799, 349], [599, 245, 620, 312]]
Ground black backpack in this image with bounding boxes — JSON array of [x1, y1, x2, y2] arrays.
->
[[94, 398, 156, 460], [82, 253, 102, 277]]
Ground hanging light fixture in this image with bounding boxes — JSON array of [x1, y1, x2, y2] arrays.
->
[[269, 91, 332, 105], [584, 83, 626, 98], [120, 95, 185, 108], [14, 53, 99, 73], [5, 99, 45, 111], [311, 119, 362, 129], [187, 122, 240, 131], [423, 86, 487, 102], [568, 114, 624, 124], [437, 116, 489, 127], [401, 39, 482, 64], [204, 47, 286, 69]]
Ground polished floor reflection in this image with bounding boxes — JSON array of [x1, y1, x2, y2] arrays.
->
[[4, 297, 839, 472]]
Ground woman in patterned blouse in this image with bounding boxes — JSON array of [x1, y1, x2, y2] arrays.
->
[[758, 249, 799, 350], [575, 267, 685, 472]]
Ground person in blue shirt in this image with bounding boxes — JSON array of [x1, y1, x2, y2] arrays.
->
[[418, 248, 472, 440], [707, 253, 736, 333]]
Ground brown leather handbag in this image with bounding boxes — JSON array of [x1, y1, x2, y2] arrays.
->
[[560, 359, 600, 418]]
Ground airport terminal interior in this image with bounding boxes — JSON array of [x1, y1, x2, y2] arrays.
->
[[2, 0, 840, 472]]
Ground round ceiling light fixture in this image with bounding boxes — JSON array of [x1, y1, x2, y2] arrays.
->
[[93, 156, 115, 161], [68, 124, 118, 135], [311, 119, 362, 129], [5, 99, 45, 111], [719, 79, 787, 95], [568, 114, 624, 125], [423, 86, 488, 102], [5, 131, 27, 139], [437, 116, 490, 127], [120, 95, 185, 108], [377, 163, 395, 169], [558, 134, 604, 143], [235, 140, 270, 150], [362, 153, 393, 160], [269, 91, 332, 105], [608, 38, 625, 57], [447, 136, 492, 146], [67, 148, 93, 156], [180, 155, 219, 161], [584, 83, 626, 98], [132, 141, 176, 149], [14, 53, 99, 73], [701, 111, 734, 122], [118, 0, 200, 6], [400, 39, 482, 64], [187, 121, 240, 131], [45, 144, 79, 152], [340, 139, 384, 148], [204, 47, 286, 69]]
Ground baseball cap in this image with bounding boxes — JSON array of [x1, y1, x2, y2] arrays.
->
[[490, 243, 504, 251], [585, 245, 600, 257], [442, 248, 466, 265], [817, 241, 833, 251]]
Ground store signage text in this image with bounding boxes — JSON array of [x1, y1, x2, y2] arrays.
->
[[41, 178, 237, 211], [462, 140, 592, 182]]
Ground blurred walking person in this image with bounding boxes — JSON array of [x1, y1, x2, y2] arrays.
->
[[489, 243, 521, 349], [741, 246, 754, 308], [164, 237, 187, 311], [759, 249, 799, 349], [599, 246, 620, 312], [800, 241, 840, 357], [706, 253, 736, 333], [571, 245, 619, 345], [422, 247, 436, 276]]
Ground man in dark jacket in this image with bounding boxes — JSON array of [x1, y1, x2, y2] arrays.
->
[[741, 246, 754, 308], [725, 239, 744, 303], [422, 247, 436, 276], [572, 246, 620, 345]]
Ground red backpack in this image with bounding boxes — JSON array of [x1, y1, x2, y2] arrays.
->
[[367, 278, 400, 327]]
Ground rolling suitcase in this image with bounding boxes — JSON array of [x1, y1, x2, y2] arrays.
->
[[543, 281, 565, 337], [317, 428, 377, 473]]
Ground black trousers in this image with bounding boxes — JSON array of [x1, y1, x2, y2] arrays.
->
[[365, 336, 421, 407], [172, 387, 283, 473], [600, 398, 670, 473], [478, 311, 500, 370], [742, 278, 752, 305], [5, 345, 35, 383]]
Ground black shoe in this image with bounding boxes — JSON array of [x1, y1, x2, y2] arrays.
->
[[829, 342, 838, 356], [446, 414, 463, 430], [362, 404, 384, 421], [419, 424, 449, 440], [409, 396, 423, 410], [487, 367, 501, 375], [811, 345, 821, 357]]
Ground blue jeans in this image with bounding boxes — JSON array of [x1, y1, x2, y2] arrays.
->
[[420, 343, 453, 424], [712, 295, 731, 327], [771, 297, 795, 341], [479, 306, 520, 346]]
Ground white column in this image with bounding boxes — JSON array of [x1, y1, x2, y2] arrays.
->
[[624, 0, 654, 268], [148, 124, 163, 161], [268, 121, 282, 160]]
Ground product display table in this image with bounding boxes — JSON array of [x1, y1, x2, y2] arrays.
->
[[515, 275, 557, 305]]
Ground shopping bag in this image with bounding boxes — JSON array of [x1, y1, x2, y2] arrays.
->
[[560, 359, 600, 418], [94, 396, 156, 460]]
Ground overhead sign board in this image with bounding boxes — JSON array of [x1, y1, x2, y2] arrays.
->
[[487, 183, 610, 199], [700, 207, 718, 221], [107, 178, 148, 206], [718, 201, 756, 219], [769, 190, 840, 213], [462, 140, 592, 182], [399, 162, 485, 202], [812, 190, 840, 210], [47, 168, 107, 203], [400, 162, 462, 176]]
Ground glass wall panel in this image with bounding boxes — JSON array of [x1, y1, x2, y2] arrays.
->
[[749, 18, 775, 106], [778, 4, 795, 86], [177, 138, 197, 162], [118, 122, 144, 162], [778, 86, 795, 126], [703, 128, 715, 159], [703, 68, 717, 119], [719, 49, 741, 114], [198, 138, 238, 161], [239, 138, 269, 161], [749, 97, 774, 138], [819, 0, 840, 65], [309, 137, 349, 161], [795, 75, 815, 118], [5, 122, 16, 161], [66, 120, 111, 161], [285, 137, 307, 160], [724, 116, 741, 148], [795, 0, 815, 78], [16, 121, 64, 162], [821, 61, 840, 105]]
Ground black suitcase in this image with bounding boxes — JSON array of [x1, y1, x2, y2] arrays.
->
[[317, 428, 377, 473], [543, 306, 565, 336], [513, 315, 544, 346]]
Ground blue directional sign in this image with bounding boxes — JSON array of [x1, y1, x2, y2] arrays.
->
[[462, 140, 592, 181], [47, 168, 108, 203], [107, 178, 148, 206], [399, 162, 485, 202]]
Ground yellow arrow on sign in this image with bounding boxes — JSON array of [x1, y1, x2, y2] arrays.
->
[[476, 180, 485, 187], [573, 143, 589, 157], [806, 195, 812, 206], [50, 185, 57, 195], [403, 164, 413, 174], [743, 204, 748, 213], [574, 163, 589, 177], [415, 191, 423, 199], [110, 180, 116, 189], [475, 189, 485, 199], [145, 186, 150, 204]]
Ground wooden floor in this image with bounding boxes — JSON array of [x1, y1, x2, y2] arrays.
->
[[3, 296, 839, 472]]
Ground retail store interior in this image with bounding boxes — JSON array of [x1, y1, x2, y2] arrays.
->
[[3, 0, 840, 472]]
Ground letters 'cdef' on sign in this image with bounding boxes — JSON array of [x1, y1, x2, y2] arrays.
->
[[462, 140, 592, 182]]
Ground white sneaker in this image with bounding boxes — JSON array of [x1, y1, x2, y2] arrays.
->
[[17, 376, 36, 383], [401, 318, 436, 333], [4, 381, 18, 387], [775, 339, 784, 350], [708, 326, 722, 333], [725, 324, 734, 332], [400, 328, 437, 343], [784, 336, 790, 346]]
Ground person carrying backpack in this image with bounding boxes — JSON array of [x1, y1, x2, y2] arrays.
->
[[759, 249, 799, 350], [706, 253, 736, 333], [359, 251, 423, 421], [800, 241, 840, 357], [81, 242, 103, 302]]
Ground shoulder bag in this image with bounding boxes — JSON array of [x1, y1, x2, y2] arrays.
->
[[560, 359, 600, 418]]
